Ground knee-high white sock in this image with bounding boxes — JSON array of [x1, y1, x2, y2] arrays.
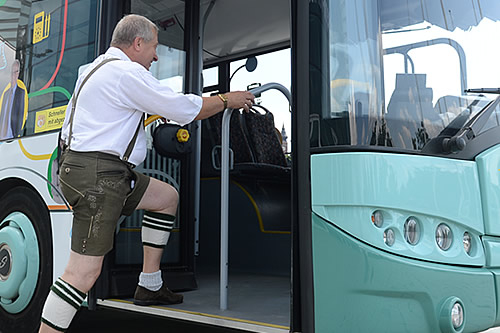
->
[[141, 211, 174, 248], [41, 277, 86, 331]]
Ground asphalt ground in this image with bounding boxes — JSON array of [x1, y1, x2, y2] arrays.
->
[[67, 307, 244, 333]]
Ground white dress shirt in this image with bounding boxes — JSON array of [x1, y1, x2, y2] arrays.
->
[[61, 47, 202, 166]]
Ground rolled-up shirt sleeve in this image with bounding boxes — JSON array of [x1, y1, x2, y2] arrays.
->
[[119, 67, 202, 126]]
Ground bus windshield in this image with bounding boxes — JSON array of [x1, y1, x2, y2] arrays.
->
[[310, 0, 500, 155]]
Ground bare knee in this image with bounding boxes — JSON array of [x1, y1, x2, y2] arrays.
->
[[153, 182, 179, 214], [136, 178, 180, 214], [164, 186, 179, 213]]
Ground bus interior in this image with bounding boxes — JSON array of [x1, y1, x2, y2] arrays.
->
[[93, 1, 293, 332]]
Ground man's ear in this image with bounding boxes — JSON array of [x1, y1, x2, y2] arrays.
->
[[132, 36, 142, 51]]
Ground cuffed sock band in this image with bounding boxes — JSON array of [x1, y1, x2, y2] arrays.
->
[[141, 211, 174, 248], [138, 270, 163, 292], [41, 277, 86, 332]]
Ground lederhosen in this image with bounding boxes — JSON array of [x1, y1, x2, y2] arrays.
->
[[59, 58, 150, 256]]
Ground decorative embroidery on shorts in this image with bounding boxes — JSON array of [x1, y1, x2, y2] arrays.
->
[[86, 191, 104, 239], [90, 207, 103, 238], [97, 177, 124, 191]]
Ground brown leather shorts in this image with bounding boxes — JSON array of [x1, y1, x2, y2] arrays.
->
[[59, 150, 150, 256]]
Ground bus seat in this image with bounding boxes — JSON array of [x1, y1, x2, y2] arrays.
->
[[386, 73, 442, 149]]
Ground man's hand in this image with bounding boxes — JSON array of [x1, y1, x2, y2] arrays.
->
[[197, 91, 256, 120], [225, 91, 255, 112]]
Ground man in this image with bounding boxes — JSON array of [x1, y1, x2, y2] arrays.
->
[[0, 60, 26, 139], [39, 14, 254, 333]]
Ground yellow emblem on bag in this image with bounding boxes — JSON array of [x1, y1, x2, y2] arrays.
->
[[176, 129, 189, 143]]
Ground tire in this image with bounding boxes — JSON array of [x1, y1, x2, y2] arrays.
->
[[0, 187, 53, 333]]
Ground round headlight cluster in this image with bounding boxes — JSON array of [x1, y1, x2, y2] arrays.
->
[[404, 217, 420, 245], [373, 212, 473, 256], [436, 224, 453, 251]]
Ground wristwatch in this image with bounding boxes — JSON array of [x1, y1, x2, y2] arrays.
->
[[217, 93, 228, 110]]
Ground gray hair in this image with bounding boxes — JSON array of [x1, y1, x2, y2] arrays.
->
[[110, 14, 158, 47]]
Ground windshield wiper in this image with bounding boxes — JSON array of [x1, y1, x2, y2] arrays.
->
[[441, 89, 500, 153], [465, 88, 500, 94]]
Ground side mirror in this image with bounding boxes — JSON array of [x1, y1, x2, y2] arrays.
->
[[245, 56, 257, 72], [230, 56, 258, 82]]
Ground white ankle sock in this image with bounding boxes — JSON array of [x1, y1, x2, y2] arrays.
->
[[138, 270, 163, 291]]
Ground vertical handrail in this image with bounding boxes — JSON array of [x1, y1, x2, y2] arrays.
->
[[219, 82, 291, 310], [220, 107, 233, 310]]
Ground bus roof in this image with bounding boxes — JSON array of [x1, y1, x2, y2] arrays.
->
[[133, 0, 291, 65]]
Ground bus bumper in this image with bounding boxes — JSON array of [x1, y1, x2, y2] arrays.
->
[[312, 213, 497, 333]]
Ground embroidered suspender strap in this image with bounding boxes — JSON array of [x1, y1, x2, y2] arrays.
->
[[66, 57, 120, 150], [122, 113, 144, 163]]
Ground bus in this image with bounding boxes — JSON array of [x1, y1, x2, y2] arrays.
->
[[1, 0, 500, 332]]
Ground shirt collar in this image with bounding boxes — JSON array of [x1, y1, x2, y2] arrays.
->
[[106, 47, 132, 61]]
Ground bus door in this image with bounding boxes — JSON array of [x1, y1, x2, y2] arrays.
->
[[95, 0, 296, 331], [93, 0, 198, 301]]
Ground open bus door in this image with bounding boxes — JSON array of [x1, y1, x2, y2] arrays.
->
[[92, 1, 299, 332], [91, 0, 199, 304]]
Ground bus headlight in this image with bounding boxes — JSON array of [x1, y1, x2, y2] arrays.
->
[[371, 210, 383, 228], [463, 232, 472, 255], [383, 229, 395, 246], [436, 224, 453, 251], [404, 217, 420, 245], [451, 302, 464, 329], [440, 297, 465, 333]]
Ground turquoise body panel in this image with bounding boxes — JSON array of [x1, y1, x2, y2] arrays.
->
[[311, 152, 485, 265], [310, 152, 500, 331], [476, 145, 500, 236], [491, 269, 500, 327], [483, 237, 500, 268], [312, 214, 496, 333]]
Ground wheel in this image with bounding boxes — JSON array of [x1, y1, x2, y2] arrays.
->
[[0, 187, 53, 333]]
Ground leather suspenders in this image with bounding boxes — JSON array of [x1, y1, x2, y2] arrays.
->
[[65, 57, 144, 163]]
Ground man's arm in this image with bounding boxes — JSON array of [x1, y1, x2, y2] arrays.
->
[[195, 91, 255, 120]]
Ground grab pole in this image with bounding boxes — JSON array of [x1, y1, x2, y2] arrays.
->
[[219, 83, 291, 310]]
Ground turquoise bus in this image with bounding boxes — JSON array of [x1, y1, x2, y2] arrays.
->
[[1, 0, 500, 332]]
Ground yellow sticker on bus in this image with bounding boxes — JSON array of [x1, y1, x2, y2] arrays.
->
[[33, 11, 50, 44], [34, 105, 66, 133]]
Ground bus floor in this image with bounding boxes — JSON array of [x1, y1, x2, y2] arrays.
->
[[95, 271, 290, 333], [68, 306, 244, 333]]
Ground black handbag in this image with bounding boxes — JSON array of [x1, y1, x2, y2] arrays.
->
[[240, 105, 288, 167], [153, 123, 192, 158]]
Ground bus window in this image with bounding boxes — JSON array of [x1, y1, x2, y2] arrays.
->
[[230, 49, 291, 154], [0, 1, 27, 140], [19, 0, 99, 138], [310, 0, 500, 156]]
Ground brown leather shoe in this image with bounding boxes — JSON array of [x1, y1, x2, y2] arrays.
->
[[133, 284, 183, 306]]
